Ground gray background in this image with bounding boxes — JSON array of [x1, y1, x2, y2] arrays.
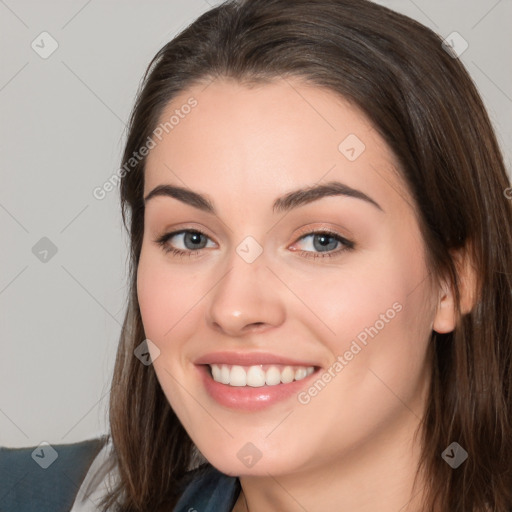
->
[[1, 0, 510, 448]]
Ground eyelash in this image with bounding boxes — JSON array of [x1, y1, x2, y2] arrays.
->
[[293, 228, 355, 259], [154, 228, 355, 260]]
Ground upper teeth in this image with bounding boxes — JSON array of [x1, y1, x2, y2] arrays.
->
[[209, 364, 315, 387]]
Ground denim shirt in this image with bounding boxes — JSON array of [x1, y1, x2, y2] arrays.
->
[[0, 436, 240, 512], [66, 438, 240, 512], [173, 464, 241, 512]]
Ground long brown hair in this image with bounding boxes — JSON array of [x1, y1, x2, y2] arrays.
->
[[99, 0, 512, 510]]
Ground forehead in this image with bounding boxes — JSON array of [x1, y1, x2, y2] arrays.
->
[[144, 77, 414, 217]]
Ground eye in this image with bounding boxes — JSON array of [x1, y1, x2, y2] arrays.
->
[[155, 229, 216, 256], [290, 230, 354, 259], [154, 228, 354, 259]]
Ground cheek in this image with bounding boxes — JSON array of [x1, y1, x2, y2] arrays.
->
[[136, 251, 202, 420], [136, 249, 201, 342], [287, 257, 425, 341], [284, 231, 434, 369], [137, 255, 168, 339]]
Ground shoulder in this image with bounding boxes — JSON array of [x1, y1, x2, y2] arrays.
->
[[0, 436, 108, 512], [70, 437, 240, 512], [173, 463, 240, 512], [1, 437, 239, 512]]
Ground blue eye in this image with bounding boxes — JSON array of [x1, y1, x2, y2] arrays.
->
[[298, 233, 341, 252], [292, 231, 354, 259], [155, 230, 215, 255]]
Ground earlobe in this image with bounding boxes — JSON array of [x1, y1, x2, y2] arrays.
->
[[432, 280, 457, 334]]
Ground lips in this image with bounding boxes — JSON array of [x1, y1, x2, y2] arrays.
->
[[194, 351, 320, 410]]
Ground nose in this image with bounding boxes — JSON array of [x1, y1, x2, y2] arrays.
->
[[205, 254, 286, 337]]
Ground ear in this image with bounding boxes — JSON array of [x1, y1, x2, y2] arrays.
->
[[432, 245, 478, 334]]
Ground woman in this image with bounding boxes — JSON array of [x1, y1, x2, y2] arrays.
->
[[80, 0, 512, 510]]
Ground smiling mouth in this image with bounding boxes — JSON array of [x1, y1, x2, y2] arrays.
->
[[207, 363, 316, 387]]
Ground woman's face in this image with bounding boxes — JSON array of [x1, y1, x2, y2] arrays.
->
[[137, 77, 442, 477]]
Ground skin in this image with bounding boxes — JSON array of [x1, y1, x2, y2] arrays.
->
[[137, 77, 460, 512]]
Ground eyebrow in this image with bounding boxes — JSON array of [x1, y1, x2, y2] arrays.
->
[[143, 180, 383, 214]]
